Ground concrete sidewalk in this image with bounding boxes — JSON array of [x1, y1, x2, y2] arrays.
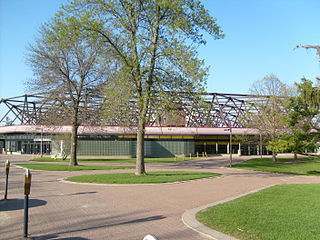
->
[[1, 154, 320, 240]]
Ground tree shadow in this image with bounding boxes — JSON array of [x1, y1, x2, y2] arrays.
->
[[0, 198, 47, 211], [32, 215, 165, 239], [32, 235, 89, 240], [307, 171, 320, 175], [70, 191, 97, 196], [162, 159, 245, 169], [35, 191, 97, 199], [116, 215, 165, 225]]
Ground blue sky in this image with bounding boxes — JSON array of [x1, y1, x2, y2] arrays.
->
[[200, 0, 320, 93], [0, 0, 319, 109]]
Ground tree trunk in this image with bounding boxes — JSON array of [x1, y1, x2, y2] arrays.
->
[[272, 152, 277, 162], [135, 122, 146, 175], [70, 107, 79, 166], [70, 123, 78, 166], [294, 152, 298, 160]]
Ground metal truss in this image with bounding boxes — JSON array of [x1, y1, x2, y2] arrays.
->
[[0, 94, 47, 125], [0, 92, 268, 127], [0, 91, 104, 126], [186, 93, 249, 127]]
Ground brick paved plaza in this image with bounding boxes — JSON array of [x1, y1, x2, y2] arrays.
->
[[1, 154, 320, 240]]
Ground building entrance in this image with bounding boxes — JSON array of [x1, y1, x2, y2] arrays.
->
[[22, 141, 51, 155]]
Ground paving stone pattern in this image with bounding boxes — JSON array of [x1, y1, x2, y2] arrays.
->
[[1, 155, 320, 240]]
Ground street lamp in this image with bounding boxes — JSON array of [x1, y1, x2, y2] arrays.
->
[[224, 127, 233, 167]]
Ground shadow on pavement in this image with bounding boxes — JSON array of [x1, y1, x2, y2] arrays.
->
[[157, 157, 248, 169], [70, 191, 97, 196], [33, 235, 89, 240], [0, 198, 47, 211], [118, 215, 165, 225], [32, 215, 165, 239]]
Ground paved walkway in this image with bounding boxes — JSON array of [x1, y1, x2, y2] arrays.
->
[[1, 154, 320, 240]]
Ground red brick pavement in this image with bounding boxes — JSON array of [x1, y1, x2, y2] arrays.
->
[[1, 154, 320, 240]]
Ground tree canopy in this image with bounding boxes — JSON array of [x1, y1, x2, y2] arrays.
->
[[59, 0, 224, 174], [246, 74, 294, 161], [277, 79, 320, 158], [27, 18, 107, 165]]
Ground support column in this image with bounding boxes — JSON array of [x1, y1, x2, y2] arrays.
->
[[60, 140, 64, 157]]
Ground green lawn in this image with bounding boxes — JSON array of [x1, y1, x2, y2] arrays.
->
[[17, 164, 134, 171], [232, 157, 320, 175], [66, 171, 221, 184], [31, 156, 198, 163], [197, 184, 320, 240]]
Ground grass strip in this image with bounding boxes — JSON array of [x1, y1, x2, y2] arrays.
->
[[197, 184, 320, 240], [232, 157, 320, 175], [66, 171, 221, 184], [31, 157, 198, 163], [17, 164, 134, 171]]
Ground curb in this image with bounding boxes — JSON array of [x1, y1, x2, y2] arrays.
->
[[182, 185, 275, 240], [59, 175, 222, 187]]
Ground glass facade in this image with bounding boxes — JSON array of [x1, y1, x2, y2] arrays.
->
[[0, 133, 52, 155], [0, 133, 267, 157]]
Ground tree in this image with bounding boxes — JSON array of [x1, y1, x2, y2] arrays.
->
[[267, 44, 320, 158], [61, 0, 224, 174], [27, 19, 107, 166], [246, 74, 293, 162], [268, 44, 320, 158], [267, 79, 319, 159], [268, 133, 317, 160]]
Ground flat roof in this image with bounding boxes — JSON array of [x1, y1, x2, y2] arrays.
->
[[0, 125, 259, 136]]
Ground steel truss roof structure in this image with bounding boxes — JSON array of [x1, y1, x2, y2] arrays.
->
[[0, 92, 268, 128]]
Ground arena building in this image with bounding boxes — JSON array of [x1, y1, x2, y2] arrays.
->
[[0, 92, 269, 157]]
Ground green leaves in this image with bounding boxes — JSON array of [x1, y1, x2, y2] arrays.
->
[[268, 133, 317, 155], [60, 0, 223, 125], [38, 0, 224, 172], [26, 8, 108, 125], [296, 78, 320, 112], [270, 78, 320, 156]]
